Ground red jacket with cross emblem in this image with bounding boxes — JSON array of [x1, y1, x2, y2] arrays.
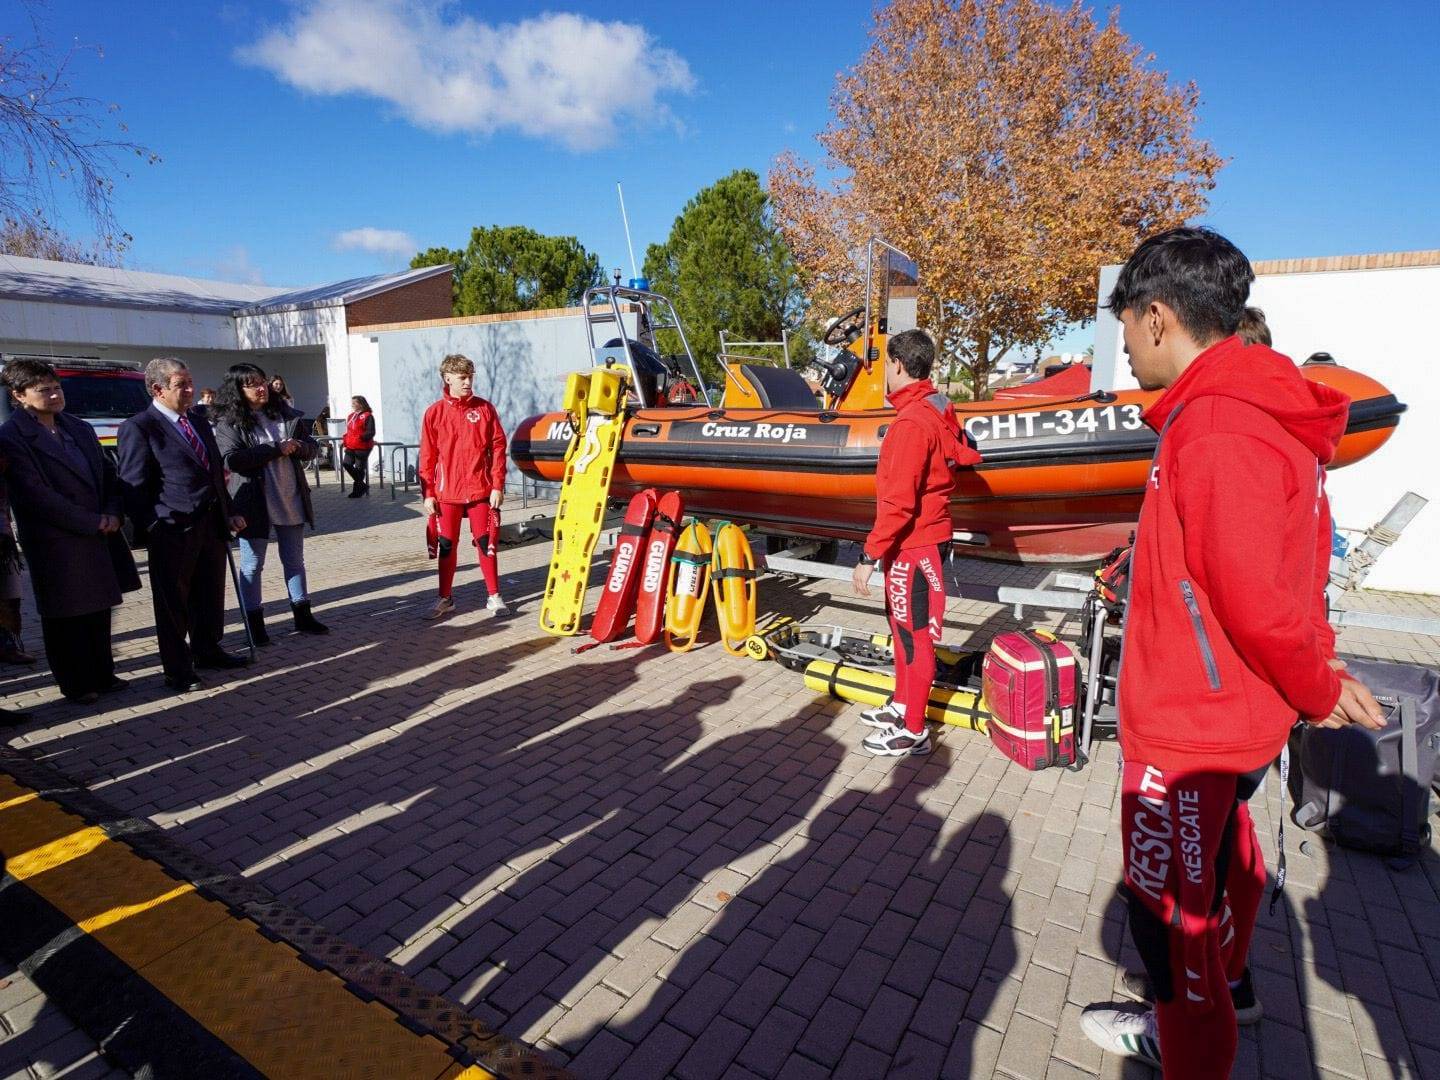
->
[[417, 389, 507, 504]]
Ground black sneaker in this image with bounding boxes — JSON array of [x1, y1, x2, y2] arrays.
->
[[1229, 966, 1262, 1025], [861, 723, 931, 756], [1121, 966, 1262, 1026]]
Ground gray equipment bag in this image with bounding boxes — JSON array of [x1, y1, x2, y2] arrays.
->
[[1288, 656, 1440, 861]]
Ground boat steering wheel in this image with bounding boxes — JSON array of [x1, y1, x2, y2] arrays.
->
[[822, 306, 867, 347]]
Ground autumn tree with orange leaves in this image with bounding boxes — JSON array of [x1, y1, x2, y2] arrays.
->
[[770, 0, 1223, 397]]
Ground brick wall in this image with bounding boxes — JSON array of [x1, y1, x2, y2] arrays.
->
[[345, 272, 453, 329]]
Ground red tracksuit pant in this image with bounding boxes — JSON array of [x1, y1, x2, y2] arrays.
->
[[1121, 759, 1267, 1079], [437, 501, 499, 598], [884, 544, 946, 734]]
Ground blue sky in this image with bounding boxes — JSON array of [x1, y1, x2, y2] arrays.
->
[[23, 0, 1440, 353]]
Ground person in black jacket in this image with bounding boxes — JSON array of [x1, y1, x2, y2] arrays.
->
[[0, 455, 33, 725], [0, 359, 141, 704], [117, 357, 250, 692], [210, 363, 327, 644]]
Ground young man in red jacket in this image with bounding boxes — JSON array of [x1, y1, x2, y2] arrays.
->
[[851, 329, 980, 756], [1079, 228, 1384, 1077], [418, 354, 509, 620]]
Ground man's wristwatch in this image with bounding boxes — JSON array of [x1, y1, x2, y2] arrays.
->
[[858, 553, 877, 566]]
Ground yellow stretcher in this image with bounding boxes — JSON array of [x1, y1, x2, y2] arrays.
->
[[539, 368, 628, 636]]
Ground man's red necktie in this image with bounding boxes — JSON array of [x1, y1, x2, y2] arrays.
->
[[177, 416, 210, 470]]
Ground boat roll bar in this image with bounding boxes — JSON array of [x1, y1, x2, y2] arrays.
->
[[581, 284, 710, 409]]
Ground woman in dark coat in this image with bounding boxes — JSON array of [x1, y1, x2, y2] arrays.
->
[[210, 363, 327, 643], [0, 455, 34, 725], [0, 359, 140, 704]]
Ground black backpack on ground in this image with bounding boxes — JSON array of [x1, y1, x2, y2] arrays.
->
[[1288, 656, 1440, 860]]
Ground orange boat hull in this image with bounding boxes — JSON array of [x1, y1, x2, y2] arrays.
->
[[511, 365, 1404, 563]]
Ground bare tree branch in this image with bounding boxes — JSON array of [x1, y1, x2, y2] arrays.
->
[[0, 3, 158, 262]]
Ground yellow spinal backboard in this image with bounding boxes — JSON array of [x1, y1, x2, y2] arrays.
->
[[539, 367, 628, 636]]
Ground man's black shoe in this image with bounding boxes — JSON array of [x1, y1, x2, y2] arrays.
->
[[63, 691, 101, 705], [97, 676, 128, 694], [163, 673, 203, 693], [194, 651, 250, 670]]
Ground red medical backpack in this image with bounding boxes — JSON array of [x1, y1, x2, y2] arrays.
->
[[982, 629, 1079, 770]]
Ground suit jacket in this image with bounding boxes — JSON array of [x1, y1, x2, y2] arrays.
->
[[212, 404, 320, 540], [116, 403, 233, 540], [0, 409, 140, 618]]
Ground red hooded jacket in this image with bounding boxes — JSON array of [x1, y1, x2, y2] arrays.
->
[[864, 379, 981, 562], [1119, 336, 1348, 774], [417, 390, 507, 504]]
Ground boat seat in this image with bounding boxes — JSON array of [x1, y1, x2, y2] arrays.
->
[[737, 365, 821, 409]]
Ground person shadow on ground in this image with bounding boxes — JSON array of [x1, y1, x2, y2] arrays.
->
[[409, 697, 847, 1050], [561, 740, 1020, 1080]]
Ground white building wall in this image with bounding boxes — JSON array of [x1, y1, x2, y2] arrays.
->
[[356, 311, 637, 489], [343, 334, 383, 439], [1091, 263, 1440, 594]]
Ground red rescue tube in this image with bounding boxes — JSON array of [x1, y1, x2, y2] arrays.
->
[[588, 489, 657, 644], [632, 491, 685, 645]]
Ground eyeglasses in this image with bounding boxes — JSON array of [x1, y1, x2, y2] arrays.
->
[[240, 380, 268, 389]]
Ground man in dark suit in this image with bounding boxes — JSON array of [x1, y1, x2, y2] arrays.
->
[[118, 357, 250, 692]]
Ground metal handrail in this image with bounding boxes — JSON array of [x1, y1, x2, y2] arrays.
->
[[309, 435, 349, 491], [580, 284, 707, 409], [719, 329, 791, 368], [388, 443, 420, 500], [368, 440, 412, 492]]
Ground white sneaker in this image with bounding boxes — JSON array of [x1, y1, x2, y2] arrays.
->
[[859, 701, 904, 729], [1079, 1004, 1161, 1067], [425, 596, 456, 621], [861, 723, 930, 757], [485, 594, 512, 616]]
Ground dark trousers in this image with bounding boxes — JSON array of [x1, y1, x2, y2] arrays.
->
[[146, 508, 227, 677], [40, 609, 114, 698], [342, 448, 372, 490]]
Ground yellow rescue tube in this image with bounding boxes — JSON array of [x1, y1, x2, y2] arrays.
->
[[665, 521, 713, 652], [710, 523, 757, 656], [803, 657, 991, 730]]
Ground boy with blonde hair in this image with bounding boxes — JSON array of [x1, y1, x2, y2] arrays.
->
[[418, 354, 509, 619]]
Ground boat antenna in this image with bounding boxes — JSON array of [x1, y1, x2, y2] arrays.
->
[[617, 182, 639, 282]]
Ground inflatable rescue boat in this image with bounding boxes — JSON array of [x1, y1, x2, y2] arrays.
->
[[511, 244, 1406, 563]]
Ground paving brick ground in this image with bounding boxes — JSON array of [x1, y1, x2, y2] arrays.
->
[[4, 479, 1439, 1079], [0, 957, 126, 1080]]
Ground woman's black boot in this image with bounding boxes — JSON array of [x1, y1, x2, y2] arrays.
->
[[245, 608, 272, 646], [291, 601, 329, 635]]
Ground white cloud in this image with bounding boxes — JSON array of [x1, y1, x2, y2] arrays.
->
[[333, 226, 418, 259], [238, 1, 695, 152], [212, 244, 265, 284]]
